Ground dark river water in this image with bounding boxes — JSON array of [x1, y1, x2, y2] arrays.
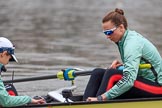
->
[[0, 0, 162, 96]]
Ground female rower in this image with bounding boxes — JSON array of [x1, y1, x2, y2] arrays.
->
[[83, 8, 162, 101]]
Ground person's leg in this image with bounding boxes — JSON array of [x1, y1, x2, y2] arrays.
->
[[96, 69, 162, 99], [96, 69, 123, 96], [83, 68, 106, 101], [117, 77, 162, 99]]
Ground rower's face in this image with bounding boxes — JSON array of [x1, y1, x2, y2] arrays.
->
[[102, 21, 124, 42], [0, 51, 11, 65]]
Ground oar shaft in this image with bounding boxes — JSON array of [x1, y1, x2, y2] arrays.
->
[[3, 75, 57, 83], [3, 70, 92, 83]]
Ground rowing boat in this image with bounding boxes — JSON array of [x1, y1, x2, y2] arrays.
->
[[8, 84, 162, 108], [11, 96, 162, 108], [3, 68, 162, 108]]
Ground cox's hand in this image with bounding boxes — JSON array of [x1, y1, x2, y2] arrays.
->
[[31, 98, 46, 104], [110, 60, 122, 69], [86, 97, 98, 102]]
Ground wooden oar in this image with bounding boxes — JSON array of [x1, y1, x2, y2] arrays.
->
[[3, 70, 92, 84]]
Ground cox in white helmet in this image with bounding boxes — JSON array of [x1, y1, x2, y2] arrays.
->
[[0, 37, 18, 63]]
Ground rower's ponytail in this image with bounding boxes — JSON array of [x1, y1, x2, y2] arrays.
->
[[102, 8, 128, 29]]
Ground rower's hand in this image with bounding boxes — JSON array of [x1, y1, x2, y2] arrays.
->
[[87, 94, 107, 101], [31, 98, 46, 104], [110, 60, 122, 69], [86, 97, 98, 102]]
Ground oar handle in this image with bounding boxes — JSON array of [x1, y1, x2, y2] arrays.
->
[[139, 64, 151, 69], [117, 64, 151, 70]]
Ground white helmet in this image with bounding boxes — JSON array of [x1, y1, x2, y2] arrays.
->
[[0, 37, 18, 63]]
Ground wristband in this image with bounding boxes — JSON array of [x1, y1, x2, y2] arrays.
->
[[97, 95, 103, 101]]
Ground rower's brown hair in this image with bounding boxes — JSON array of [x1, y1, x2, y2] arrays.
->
[[102, 8, 128, 29]]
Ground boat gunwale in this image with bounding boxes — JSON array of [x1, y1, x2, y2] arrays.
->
[[11, 97, 162, 108]]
